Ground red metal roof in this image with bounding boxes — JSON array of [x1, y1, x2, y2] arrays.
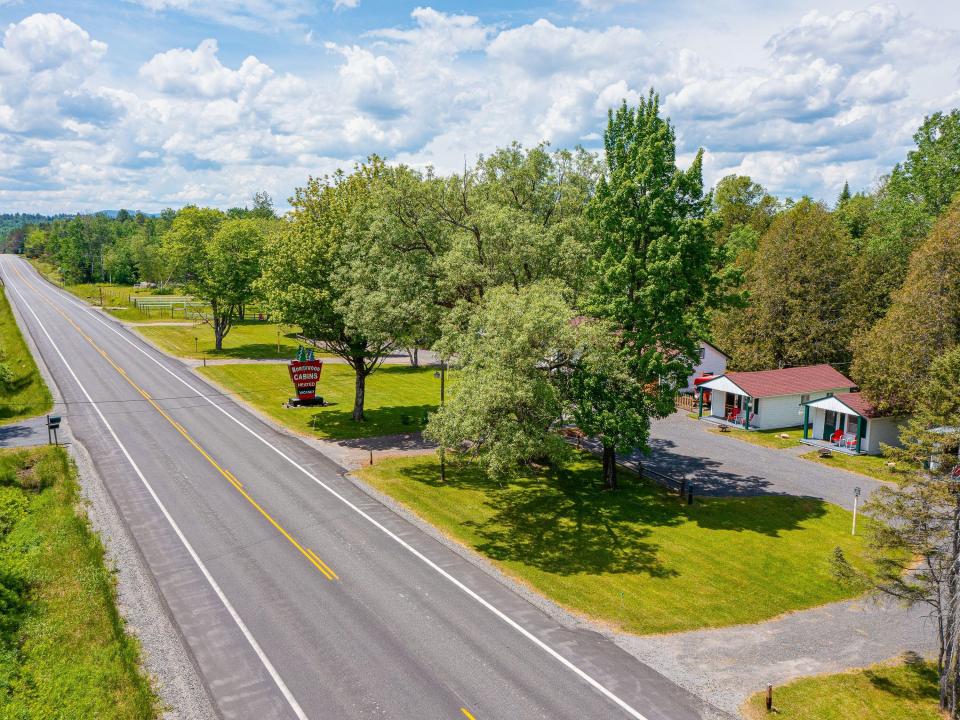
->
[[833, 392, 882, 418], [725, 364, 854, 398]]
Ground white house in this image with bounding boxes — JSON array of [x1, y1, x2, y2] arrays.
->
[[801, 392, 904, 455], [686, 341, 729, 392], [697, 364, 856, 431]]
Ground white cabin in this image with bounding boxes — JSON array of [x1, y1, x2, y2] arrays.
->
[[697, 364, 856, 431], [801, 392, 904, 455]]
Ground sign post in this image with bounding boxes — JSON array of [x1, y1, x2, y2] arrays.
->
[[852, 486, 861, 535], [287, 347, 324, 407], [46, 414, 61, 446]]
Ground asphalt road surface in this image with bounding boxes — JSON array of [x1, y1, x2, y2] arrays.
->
[[1, 255, 716, 720]]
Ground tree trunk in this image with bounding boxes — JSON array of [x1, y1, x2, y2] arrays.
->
[[408, 347, 419, 368], [238, 304, 245, 321], [602, 443, 618, 490], [353, 367, 366, 422], [943, 495, 960, 715]]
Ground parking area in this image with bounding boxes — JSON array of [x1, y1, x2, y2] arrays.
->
[[629, 412, 884, 508]]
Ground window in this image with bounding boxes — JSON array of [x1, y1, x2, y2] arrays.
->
[[698, 346, 705, 360], [753, 398, 760, 414], [800, 394, 810, 405]]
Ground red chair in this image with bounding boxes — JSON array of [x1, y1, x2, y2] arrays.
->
[[726, 408, 741, 423], [830, 429, 844, 446]]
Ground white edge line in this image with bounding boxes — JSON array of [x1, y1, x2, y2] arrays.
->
[[21, 259, 651, 720], [3, 265, 310, 720]]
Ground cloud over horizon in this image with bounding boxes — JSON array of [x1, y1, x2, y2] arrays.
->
[[0, 2, 957, 213]]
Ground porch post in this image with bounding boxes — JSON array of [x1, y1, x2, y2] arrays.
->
[[803, 405, 809, 439], [744, 396, 751, 430], [698, 390, 704, 418], [856, 416, 865, 454]]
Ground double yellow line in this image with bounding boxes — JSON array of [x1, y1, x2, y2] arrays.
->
[[12, 263, 338, 582]]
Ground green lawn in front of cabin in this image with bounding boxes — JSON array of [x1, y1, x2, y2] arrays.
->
[[356, 453, 876, 635], [800, 450, 906, 484]]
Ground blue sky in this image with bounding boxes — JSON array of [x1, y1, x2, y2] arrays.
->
[[0, 1, 958, 213]]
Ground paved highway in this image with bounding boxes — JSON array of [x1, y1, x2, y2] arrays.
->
[[1, 255, 715, 720]]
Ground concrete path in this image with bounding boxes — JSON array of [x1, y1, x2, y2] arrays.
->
[[637, 412, 885, 508], [618, 594, 937, 716]]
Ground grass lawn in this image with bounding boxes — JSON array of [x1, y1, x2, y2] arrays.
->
[[29, 259, 189, 324], [707, 423, 805, 450], [0, 446, 157, 718], [742, 655, 940, 720], [199, 362, 441, 440], [356, 453, 875, 635], [801, 450, 908, 484], [138, 320, 306, 360], [0, 287, 52, 424]]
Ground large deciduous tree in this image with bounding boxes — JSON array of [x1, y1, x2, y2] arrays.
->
[[163, 207, 264, 350], [424, 281, 585, 480], [714, 199, 855, 371], [585, 93, 724, 489], [258, 162, 406, 423], [852, 197, 960, 414], [888, 109, 960, 218]]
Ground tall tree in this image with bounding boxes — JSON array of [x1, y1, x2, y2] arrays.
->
[[163, 208, 264, 350], [258, 162, 398, 423], [584, 92, 724, 489], [853, 197, 960, 414], [425, 281, 584, 479], [715, 199, 855, 371], [888, 109, 960, 218]]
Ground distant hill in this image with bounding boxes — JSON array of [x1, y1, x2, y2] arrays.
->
[[0, 213, 70, 237]]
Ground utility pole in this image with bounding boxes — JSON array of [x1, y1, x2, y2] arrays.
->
[[435, 360, 446, 482]]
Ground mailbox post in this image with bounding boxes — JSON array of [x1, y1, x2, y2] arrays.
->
[[46, 414, 61, 446]]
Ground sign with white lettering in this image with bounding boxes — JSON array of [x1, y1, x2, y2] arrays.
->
[[288, 359, 323, 401]]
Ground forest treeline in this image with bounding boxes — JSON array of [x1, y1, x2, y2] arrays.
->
[[8, 98, 960, 452]]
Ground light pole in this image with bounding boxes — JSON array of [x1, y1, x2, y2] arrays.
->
[[852, 486, 861, 535], [434, 360, 446, 482]]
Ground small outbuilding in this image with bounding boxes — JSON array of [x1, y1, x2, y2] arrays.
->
[[800, 392, 904, 455], [697, 364, 856, 431], [686, 341, 729, 393]]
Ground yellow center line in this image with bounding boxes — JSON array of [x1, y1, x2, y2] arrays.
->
[[460, 708, 477, 720], [12, 262, 338, 582]]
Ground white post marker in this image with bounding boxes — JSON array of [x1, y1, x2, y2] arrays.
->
[[852, 486, 861, 535]]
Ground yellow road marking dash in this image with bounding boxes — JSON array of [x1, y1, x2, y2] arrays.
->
[[460, 709, 477, 720]]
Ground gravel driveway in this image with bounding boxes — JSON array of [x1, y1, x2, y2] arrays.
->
[[618, 594, 937, 716], [629, 413, 886, 508]]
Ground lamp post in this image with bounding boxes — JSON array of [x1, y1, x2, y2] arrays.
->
[[434, 360, 446, 482]]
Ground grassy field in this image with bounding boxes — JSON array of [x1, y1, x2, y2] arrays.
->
[[0, 446, 157, 718], [801, 450, 905, 484], [743, 655, 940, 720], [29, 259, 185, 323], [0, 286, 52, 423], [200, 362, 441, 440], [356, 453, 874, 635], [138, 321, 306, 360]]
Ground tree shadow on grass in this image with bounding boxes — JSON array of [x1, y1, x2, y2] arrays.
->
[[396, 459, 679, 577], [864, 652, 939, 702], [685, 494, 830, 537], [394, 455, 839, 576], [307, 403, 437, 441]]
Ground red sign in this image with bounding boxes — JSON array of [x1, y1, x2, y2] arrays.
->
[[288, 360, 323, 401]]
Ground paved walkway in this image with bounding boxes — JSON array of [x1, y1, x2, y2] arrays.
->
[[618, 594, 936, 716], [635, 412, 885, 508]]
